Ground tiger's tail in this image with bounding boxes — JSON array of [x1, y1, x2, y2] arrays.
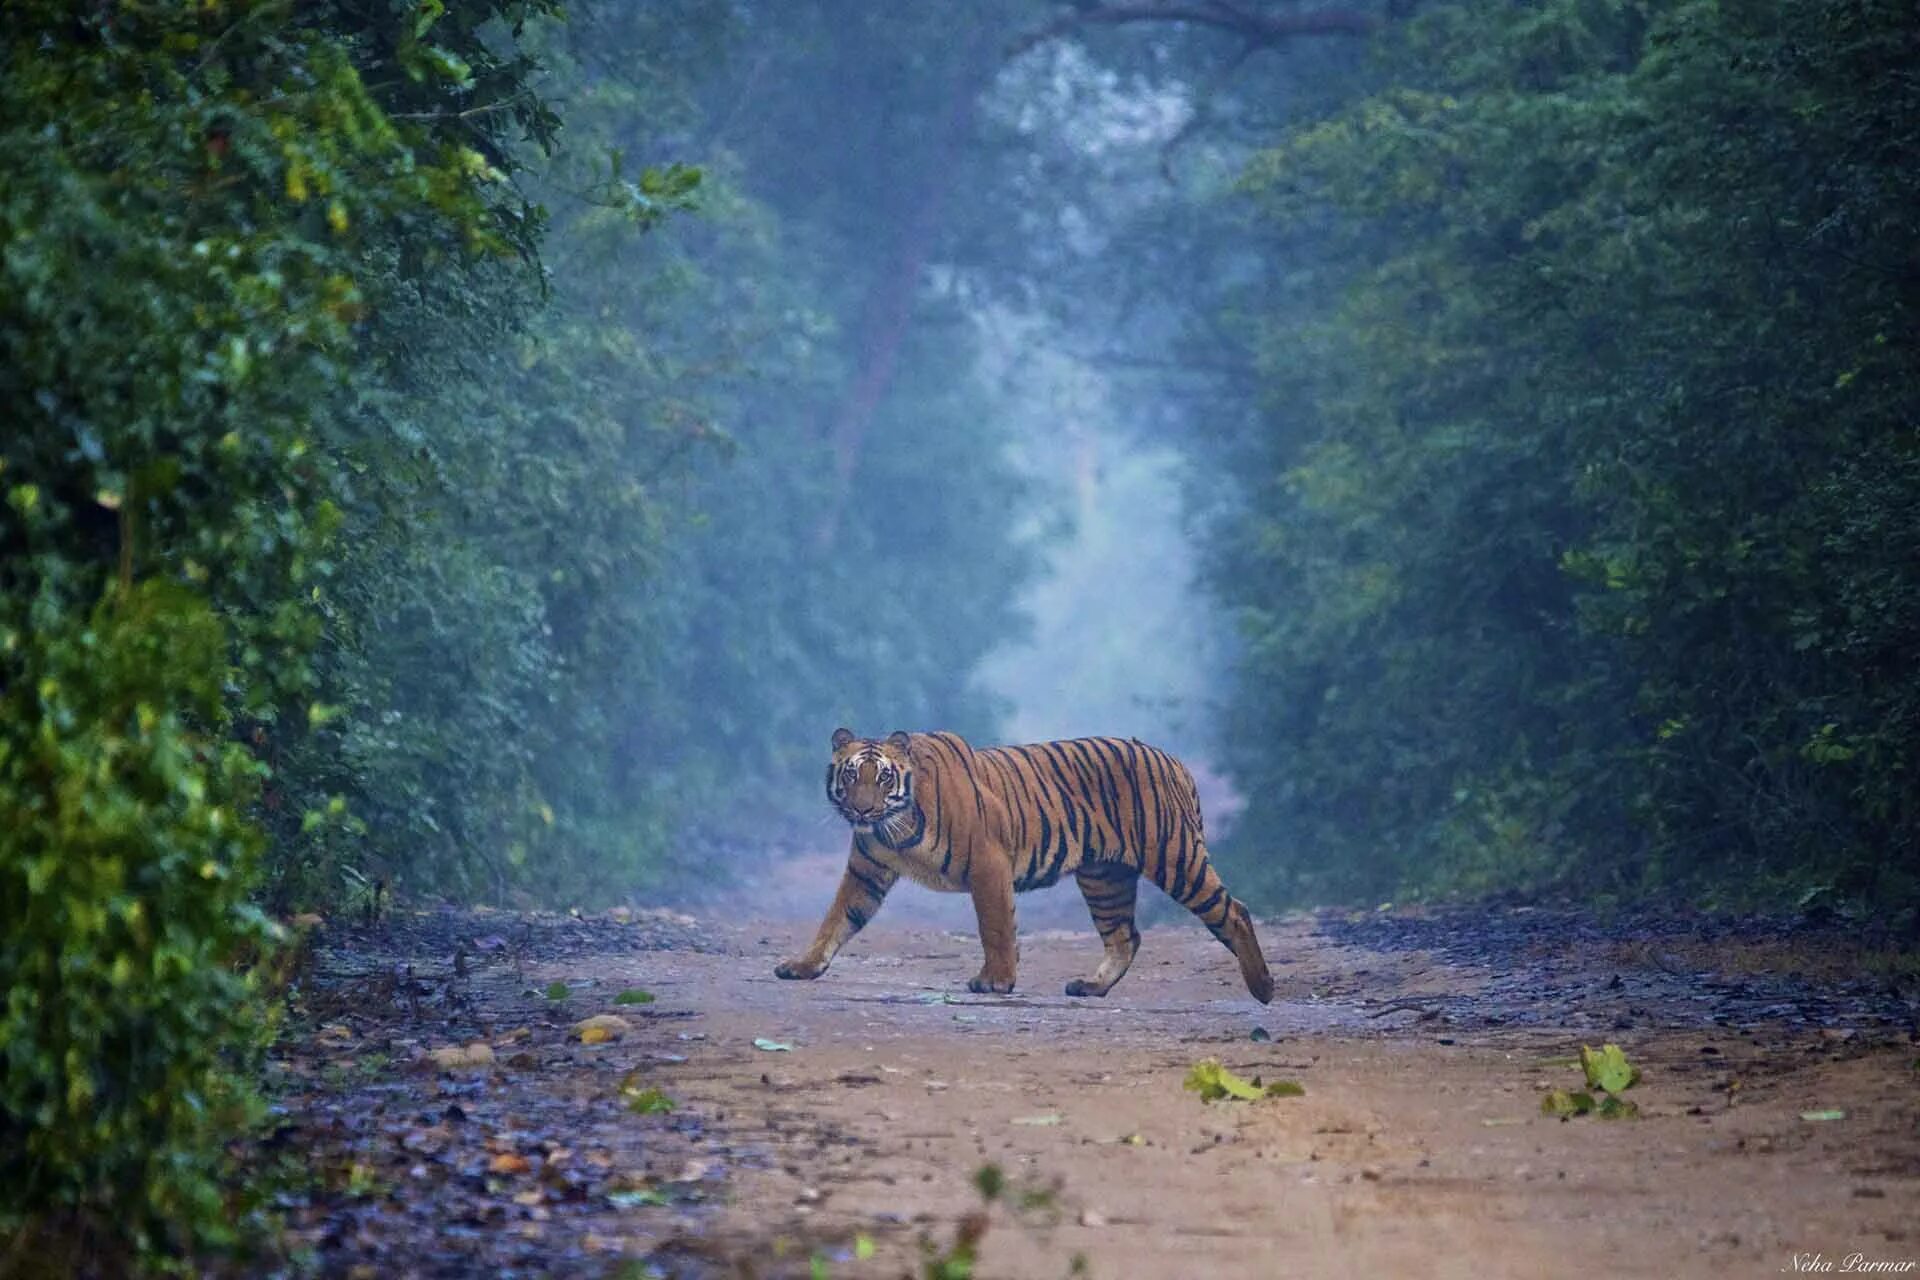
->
[[1138, 749, 1270, 1004]]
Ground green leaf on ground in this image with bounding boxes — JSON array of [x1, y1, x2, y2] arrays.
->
[[1580, 1043, 1639, 1093], [1541, 1089, 1597, 1117], [613, 989, 656, 1005], [1250, 1027, 1272, 1043], [1596, 1095, 1640, 1120], [753, 1037, 794, 1052], [607, 1188, 670, 1209], [1800, 1109, 1846, 1122], [854, 1234, 876, 1261], [544, 981, 570, 1001], [1183, 1058, 1302, 1102], [625, 1087, 675, 1115], [1185, 1058, 1264, 1101]]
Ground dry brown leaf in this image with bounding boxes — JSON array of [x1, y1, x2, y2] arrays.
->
[[427, 1042, 495, 1070], [572, 1014, 633, 1042], [489, 1152, 532, 1175]]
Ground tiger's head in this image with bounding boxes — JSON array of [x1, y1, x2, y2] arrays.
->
[[827, 727, 914, 831]]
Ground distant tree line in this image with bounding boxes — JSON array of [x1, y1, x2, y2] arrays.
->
[[1197, 0, 1920, 911]]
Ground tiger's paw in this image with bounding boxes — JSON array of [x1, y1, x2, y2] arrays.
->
[[775, 957, 826, 980], [1063, 979, 1111, 998], [967, 971, 1016, 995]]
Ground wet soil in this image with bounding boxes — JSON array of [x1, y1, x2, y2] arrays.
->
[[266, 899, 1920, 1279]]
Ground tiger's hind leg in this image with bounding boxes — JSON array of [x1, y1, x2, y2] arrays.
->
[[1065, 864, 1141, 997], [1155, 834, 1274, 1004]]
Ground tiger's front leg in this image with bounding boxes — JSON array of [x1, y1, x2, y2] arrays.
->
[[965, 848, 1019, 994], [775, 844, 898, 980]]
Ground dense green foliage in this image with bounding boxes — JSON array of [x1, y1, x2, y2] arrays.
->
[[268, 0, 1040, 903], [1207, 0, 1920, 908], [3, 2, 1038, 1261], [0, 0, 573, 1262]]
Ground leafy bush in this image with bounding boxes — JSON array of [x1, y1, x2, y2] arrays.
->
[[0, 0, 564, 1265], [0, 585, 277, 1269]]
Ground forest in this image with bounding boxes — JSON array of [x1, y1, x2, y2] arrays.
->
[[3, 0, 1916, 1273]]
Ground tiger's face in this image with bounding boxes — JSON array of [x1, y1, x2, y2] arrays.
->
[[827, 727, 914, 830]]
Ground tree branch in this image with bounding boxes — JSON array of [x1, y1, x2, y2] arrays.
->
[[1009, 3, 1379, 59]]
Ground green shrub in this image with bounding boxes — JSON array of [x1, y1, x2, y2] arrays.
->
[[0, 583, 277, 1272]]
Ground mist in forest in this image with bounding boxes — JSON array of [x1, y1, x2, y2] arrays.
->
[[12, 3, 1920, 1261], [11, 0, 1918, 920]]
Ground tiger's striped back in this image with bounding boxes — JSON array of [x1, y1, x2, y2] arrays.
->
[[972, 737, 1203, 891], [785, 728, 1274, 1003]]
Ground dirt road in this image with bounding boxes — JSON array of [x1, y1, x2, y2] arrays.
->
[[278, 897, 1920, 1279]]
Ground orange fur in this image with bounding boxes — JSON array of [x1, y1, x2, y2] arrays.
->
[[776, 729, 1273, 1001]]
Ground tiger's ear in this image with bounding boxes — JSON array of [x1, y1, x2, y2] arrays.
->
[[885, 730, 911, 751], [831, 727, 856, 751]]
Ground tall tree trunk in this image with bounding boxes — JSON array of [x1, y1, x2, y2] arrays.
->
[[814, 34, 992, 550]]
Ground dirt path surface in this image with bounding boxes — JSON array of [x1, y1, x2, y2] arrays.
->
[[274, 901, 1920, 1279]]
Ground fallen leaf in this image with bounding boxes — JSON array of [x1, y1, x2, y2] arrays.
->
[[607, 1188, 669, 1209], [854, 1234, 876, 1261], [1540, 1089, 1597, 1117], [1801, 1109, 1847, 1122], [427, 1042, 495, 1070], [1580, 1043, 1640, 1094], [573, 1014, 633, 1042], [1249, 1027, 1272, 1043], [1011, 1113, 1062, 1126], [613, 989, 656, 1005], [544, 981, 570, 1001], [1183, 1058, 1299, 1102], [754, 1037, 795, 1052], [489, 1153, 531, 1175], [625, 1087, 675, 1116], [1596, 1095, 1640, 1120], [1184, 1059, 1262, 1102]]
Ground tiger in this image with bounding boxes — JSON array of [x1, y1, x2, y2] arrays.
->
[[774, 728, 1274, 1003]]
